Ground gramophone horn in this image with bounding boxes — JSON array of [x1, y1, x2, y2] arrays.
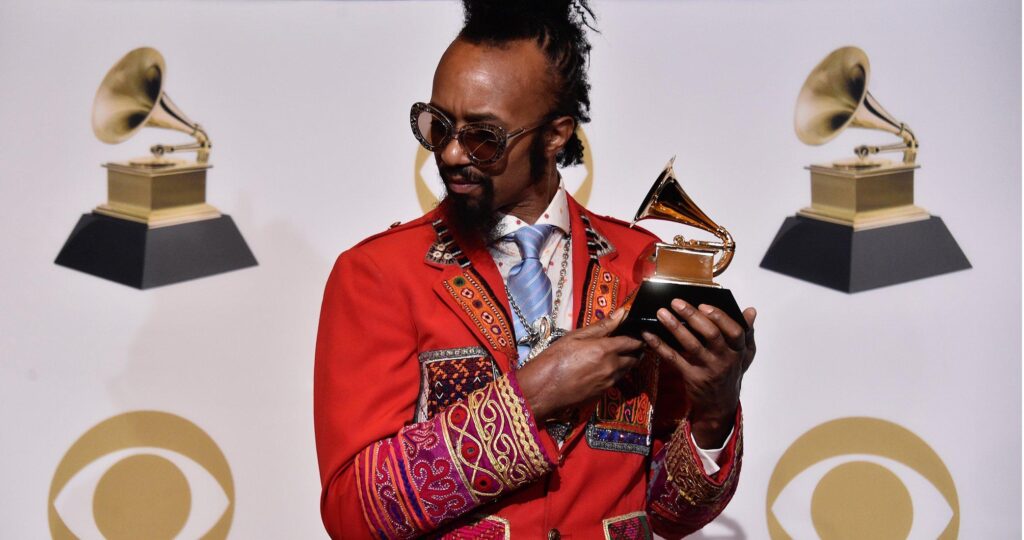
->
[[91, 47, 210, 163], [794, 46, 917, 164], [633, 159, 735, 275]]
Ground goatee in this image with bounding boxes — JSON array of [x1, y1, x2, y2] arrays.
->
[[438, 134, 551, 246]]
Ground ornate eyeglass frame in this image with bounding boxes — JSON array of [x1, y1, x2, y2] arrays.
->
[[410, 101, 546, 165]]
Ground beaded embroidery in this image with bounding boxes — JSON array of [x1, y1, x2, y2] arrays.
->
[[647, 414, 743, 531], [416, 347, 498, 422], [577, 262, 620, 327], [426, 219, 470, 267], [438, 514, 510, 539], [585, 355, 658, 456], [574, 261, 657, 456], [603, 511, 653, 540], [580, 213, 616, 260], [442, 272, 517, 359]]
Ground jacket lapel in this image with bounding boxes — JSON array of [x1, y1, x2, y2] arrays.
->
[[566, 196, 628, 328], [426, 218, 517, 374]]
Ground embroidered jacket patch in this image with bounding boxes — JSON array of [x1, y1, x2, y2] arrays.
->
[[437, 514, 510, 539], [602, 511, 653, 540], [442, 272, 517, 359], [415, 347, 499, 422], [586, 355, 658, 456]]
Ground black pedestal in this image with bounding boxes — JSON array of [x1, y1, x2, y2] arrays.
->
[[760, 215, 970, 293], [55, 213, 257, 289], [614, 280, 746, 348]]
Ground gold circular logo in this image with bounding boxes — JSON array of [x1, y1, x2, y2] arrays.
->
[[49, 411, 234, 539], [766, 417, 959, 539], [414, 128, 594, 213]]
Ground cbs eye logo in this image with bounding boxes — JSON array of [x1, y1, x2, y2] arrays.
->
[[414, 128, 594, 213], [49, 411, 234, 540], [767, 417, 959, 540]]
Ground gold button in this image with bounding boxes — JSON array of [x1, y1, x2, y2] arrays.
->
[[547, 529, 561, 540]]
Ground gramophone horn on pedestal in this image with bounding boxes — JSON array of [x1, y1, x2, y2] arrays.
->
[[614, 158, 746, 349], [91, 47, 211, 164], [760, 46, 969, 293], [55, 47, 257, 289]]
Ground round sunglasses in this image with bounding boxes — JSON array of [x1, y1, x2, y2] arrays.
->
[[410, 102, 547, 165]]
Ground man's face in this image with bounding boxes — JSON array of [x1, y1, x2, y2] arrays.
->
[[429, 38, 556, 233]]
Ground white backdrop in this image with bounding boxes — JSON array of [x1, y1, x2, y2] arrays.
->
[[0, 0, 1019, 538]]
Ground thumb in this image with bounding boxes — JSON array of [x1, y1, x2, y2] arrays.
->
[[574, 307, 627, 338], [743, 307, 757, 327]]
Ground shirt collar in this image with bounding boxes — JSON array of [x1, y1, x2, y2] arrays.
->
[[491, 184, 570, 242]]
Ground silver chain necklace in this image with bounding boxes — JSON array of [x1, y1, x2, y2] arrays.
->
[[505, 232, 571, 364]]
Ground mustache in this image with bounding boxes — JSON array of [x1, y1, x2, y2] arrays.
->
[[439, 165, 492, 185]]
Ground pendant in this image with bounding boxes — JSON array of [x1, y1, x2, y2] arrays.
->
[[522, 316, 568, 363]]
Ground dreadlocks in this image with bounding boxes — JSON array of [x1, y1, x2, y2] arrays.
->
[[458, 0, 596, 168]]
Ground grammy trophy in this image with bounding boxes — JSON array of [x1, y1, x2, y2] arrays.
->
[[55, 47, 257, 289], [760, 46, 969, 293], [615, 158, 746, 348]]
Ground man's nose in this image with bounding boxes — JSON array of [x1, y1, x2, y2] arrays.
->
[[439, 135, 472, 167]]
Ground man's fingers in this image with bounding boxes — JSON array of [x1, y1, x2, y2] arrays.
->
[[641, 331, 698, 377], [743, 307, 757, 328], [655, 307, 706, 362], [669, 300, 726, 350], [742, 307, 757, 371], [605, 334, 644, 353], [696, 304, 746, 351], [574, 307, 626, 338]]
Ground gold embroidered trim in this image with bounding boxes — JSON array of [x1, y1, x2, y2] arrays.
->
[[495, 376, 552, 475], [445, 377, 552, 500], [664, 417, 743, 507]]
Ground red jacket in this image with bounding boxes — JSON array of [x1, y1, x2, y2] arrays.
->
[[315, 196, 742, 539]]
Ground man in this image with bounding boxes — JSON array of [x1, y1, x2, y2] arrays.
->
[[315, 2, 756, 538]]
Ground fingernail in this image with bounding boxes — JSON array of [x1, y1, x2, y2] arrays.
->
[[657, 308, 675, 325], [699, 304, 714, 315], [750, 308, 757, 323], [671, 299, 687, 312], [611, 308, 625, 320], [641, 331, 658, 345]]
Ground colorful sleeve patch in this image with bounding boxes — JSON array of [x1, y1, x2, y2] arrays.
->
[[415, 347, 499, 423], [355, 374, 554, 539], [646, 415, 743, 534], [585, 354, 658, 456], [603, 511, 653, 540], [436, 514, 510, 539]]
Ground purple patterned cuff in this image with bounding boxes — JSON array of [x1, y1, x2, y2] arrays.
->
[[355, 374, 554, 539], [647, 411, 743, 534]]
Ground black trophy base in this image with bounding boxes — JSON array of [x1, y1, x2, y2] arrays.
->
[[614, 280, 746, 348], [760, 215, 970, 293], [55, 213, 258, 289]]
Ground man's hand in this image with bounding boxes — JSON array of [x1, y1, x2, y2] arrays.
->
[[517, 309, 644, 422], [642, 300, 757, 449]]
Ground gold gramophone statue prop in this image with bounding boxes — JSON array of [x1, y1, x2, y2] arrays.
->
[[615, 158, 746, 345], [55, 47, 256, 289], [760, 46, 969, 292]]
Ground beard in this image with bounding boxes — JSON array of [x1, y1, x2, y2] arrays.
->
[[438, 133, 550, 245], [438, 165, 499, 247]]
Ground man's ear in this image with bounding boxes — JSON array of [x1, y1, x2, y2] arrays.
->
[[545, 116, 576, 157]]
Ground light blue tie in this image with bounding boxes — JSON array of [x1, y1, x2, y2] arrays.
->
[[506, 224, 555, 364]]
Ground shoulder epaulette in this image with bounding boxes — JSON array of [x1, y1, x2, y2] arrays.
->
[[353, 212, 436, 249]]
